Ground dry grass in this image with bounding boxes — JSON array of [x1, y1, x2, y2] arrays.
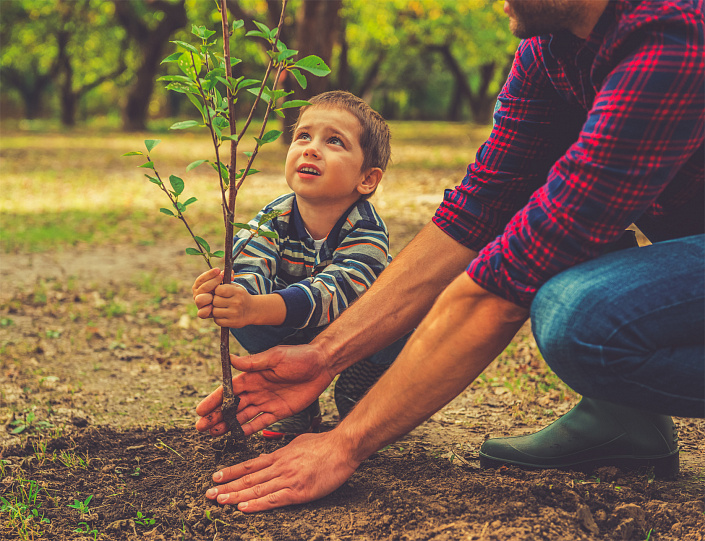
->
[[0, 121, 490, 255]]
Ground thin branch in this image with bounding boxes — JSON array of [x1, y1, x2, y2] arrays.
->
[[148, 162, 212, 268], [189, 51, 230, 228], [236, 0, 288, 144]]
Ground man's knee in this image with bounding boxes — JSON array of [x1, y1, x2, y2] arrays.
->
[[530, 269, 608, 391]]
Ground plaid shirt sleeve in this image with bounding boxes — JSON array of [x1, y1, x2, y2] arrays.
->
[[435, 5, 704, 308]]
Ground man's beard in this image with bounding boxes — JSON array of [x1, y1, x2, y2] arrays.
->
[[507, 0, 589, 39]]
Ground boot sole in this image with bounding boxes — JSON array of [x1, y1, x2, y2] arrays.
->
[[479, 450, 679, 479]]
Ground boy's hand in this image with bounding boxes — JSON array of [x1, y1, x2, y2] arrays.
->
[[192, 267, 223, 319], [211, 283, 254, 328]]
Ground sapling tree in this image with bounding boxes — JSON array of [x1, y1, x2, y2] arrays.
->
[[124, 0, 330, 447]]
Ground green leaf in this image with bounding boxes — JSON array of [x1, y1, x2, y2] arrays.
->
[[145, 139, 161, 153], [259, 209, 283, 225], [169, 175, 184, 196], [122, 151, 143, 157], [165, 82, 195, 95], [294, 55, 331, 77], [255, 129, 282, 145], [139, 162, 155, 169], [245, 30, 268, 40], [279, 99, 311, 110], [231, 57, 242, 67], [186, 159, 208, 171], [253, 21, 271, 35], [186, 93, 205, 117], [185, 247, 202, 256], [170, 120, 200, 130], [145, 175, 161, 186], [232, 19, 244, 32], [290, 68, 308, 89], [211, 250, 225, 258], [232, 222, 251, 230], [160, 208, 176, 217], [161, 52, 183, 64], [236, 78, 261, 91], [194, 236, 210, 252], [171, 40, 199, 54], [236, 168, 259, 180], [178, 51, 201, 80], [258, 230, 279, 239], [192, 24, 216, 40], [247, 87, 291, 102], [183, 196, 197, 207], [157, 75, 194, 84], [221, 134, 238, 142], [276, 49, 297, 62]]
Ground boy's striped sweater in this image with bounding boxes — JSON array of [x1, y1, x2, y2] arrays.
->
[[232, 192, 391, 329]]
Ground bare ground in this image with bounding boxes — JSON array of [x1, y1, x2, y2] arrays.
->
[[1, 243, 704, 541]]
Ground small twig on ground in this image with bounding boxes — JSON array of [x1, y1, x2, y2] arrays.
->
[[479, 521, 490, 541], [447, 448, 472, 467], [155, 439, 184, 458]]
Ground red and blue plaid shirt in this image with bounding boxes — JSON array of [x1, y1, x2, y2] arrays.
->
[[433, 0, 704, 308]]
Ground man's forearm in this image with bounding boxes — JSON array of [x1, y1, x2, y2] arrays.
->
[[314, 221, 477, 376], [336, 273, 529, 463]]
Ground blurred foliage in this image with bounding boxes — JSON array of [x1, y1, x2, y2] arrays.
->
[[0, 0, 519, 126]]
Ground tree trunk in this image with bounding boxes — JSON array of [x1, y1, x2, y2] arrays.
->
[[281, 0, 342, 142], [429, 43, 500, 124], [467, 62, 497, 124], [114, 0, 187, 132]]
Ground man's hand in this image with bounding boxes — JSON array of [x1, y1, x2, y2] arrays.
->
[[205, 431, 360, 512], [195, 343, 335, 437]]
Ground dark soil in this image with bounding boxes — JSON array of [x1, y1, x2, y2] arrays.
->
[[1, 247, 704, 541]]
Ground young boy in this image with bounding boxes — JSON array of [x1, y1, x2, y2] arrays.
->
[[192, 91, 407, 438]]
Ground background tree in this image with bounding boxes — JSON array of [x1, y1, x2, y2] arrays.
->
[[0, 0, 518, 127], [114, 0, 187, 131], [0, 0, 60, 119], [54, 0, 129, 127]]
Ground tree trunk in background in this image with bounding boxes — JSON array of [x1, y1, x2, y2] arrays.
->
[[114, 0, 187, 131], [429, 43, 502, 124], [282, 0, 342, 142], [467, 62, 497, 125]]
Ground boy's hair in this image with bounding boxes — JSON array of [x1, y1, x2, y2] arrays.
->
[[294, 90, 391, 174]]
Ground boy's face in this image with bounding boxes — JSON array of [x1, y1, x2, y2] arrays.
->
[[285, 106, 377, 207]]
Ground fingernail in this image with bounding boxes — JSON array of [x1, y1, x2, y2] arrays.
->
[[206, 488, 218, 498], [217, 494, 229, 504], [239, 502, 248, 510], [213, 472, 223, 482]]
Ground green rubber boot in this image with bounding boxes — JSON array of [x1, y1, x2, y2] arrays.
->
[[479, 397, 679, 478]]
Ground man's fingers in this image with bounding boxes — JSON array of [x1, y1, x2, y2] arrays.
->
[[241, 412, 279, 437], [218, 487, 296, 512], [230, 352, 276, 374], [195, 409, 223, 432]]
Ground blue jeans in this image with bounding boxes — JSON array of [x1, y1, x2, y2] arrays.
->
[[531, 234, 705, 418], [231, 324, 409, 366]]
